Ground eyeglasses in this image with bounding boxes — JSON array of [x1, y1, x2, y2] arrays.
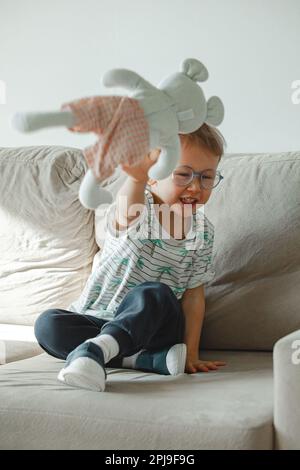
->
[[172, 165, 224, 190]]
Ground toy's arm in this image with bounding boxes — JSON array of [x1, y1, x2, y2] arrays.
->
[[79, 168, 113, 208], [11, 110, 76, 133], [148, 135, 181, 180], [103, 69, 156, 94]]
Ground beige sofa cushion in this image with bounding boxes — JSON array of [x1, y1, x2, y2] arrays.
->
[[0, 325, 43, 364], [202, 152, 300, 351], [0, 146, 98, 326], [0, 350, 273, 450]]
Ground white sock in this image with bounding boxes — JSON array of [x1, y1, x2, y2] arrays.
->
[[122, 350, 144, 368], [86, 334, 119, 364], [58, 357, 106, 392]]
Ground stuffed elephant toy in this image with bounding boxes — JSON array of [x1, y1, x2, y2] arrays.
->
[[12, 58, 224, 209]]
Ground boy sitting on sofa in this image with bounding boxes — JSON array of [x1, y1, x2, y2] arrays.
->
[[34, 123, 227, 392]]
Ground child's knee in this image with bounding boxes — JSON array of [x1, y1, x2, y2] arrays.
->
[[34, 309, 62, 344]]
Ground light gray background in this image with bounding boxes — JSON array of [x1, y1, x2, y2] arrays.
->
[[0, 0, 299, 152]]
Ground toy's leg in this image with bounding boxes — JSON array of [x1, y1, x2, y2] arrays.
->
[[11, 110, 76, 133], [79, 169, 113, 209], [148, 135, 181, 180]]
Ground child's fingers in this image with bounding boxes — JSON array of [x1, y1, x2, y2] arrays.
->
[[185, 363, 197, 374], [148, 148, 161, 162], [197, 365, 209, 372], [203, 362, 218, 369], [186, 360, 226, 374]]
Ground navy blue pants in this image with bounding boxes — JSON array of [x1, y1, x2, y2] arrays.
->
[[34, 281, 185, 367]]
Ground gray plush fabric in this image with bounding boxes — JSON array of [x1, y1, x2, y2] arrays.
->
[[202, 152, 300, 351], [0, 351, 273, 450], [0, 146, 99, 326]]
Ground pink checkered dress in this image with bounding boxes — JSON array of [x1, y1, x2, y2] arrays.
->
[[62, 96, 149, 182]]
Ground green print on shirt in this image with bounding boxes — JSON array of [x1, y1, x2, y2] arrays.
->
[[127, 281, 138, 288], [206, 233, 214, 245], [156, 266, 174, 276], [111, 277, 122, 287], [113, 256, 129, 266], [149, 239, 164, 256], [179, 248, 190, 257], [85, 299, 95, 310], [88, 284, 102, 299], [111, 278, 137, 289], [137, 257, 145, 269], [85, 284, 102, 309], [201, 255, 212, 264], [150, 239, 164, 248], [172, 286, 186, 296], [197, 231, 213, 243]]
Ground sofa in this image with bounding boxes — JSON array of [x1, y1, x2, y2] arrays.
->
[[0, 145, 299, 450]]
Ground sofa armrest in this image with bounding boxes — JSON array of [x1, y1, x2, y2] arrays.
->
[[274, 328, 300, 449]]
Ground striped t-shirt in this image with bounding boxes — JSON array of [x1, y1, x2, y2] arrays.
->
[[68, 185, 215, 320]]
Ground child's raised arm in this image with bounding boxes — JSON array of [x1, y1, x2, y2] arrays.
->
[[114, 149, 160, 230]]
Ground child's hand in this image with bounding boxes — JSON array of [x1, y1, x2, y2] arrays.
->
[[121, 149, 160, 184], [185, 357, 226, 374]]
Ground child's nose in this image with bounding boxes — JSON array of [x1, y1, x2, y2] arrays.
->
[[187, 177, 202, 191]]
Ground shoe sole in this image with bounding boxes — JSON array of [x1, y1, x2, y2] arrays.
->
[[57, 357, 106, 392], [166, 343, 187, 375]]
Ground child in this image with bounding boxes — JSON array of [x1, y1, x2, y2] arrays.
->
[[34, 123, 227, 392]]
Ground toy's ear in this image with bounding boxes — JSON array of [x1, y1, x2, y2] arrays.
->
[[181, 58, 209, 82], [205, 96, 225, 126]]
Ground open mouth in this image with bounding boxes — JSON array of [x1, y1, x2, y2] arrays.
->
[[179, 197, 199, 205]]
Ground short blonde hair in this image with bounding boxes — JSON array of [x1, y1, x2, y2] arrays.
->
[[179, 123, 226, 162]]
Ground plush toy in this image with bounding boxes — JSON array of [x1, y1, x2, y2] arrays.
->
[[12, 58, 224, 208]]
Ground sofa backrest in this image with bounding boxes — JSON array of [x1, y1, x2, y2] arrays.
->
[[0, 146, 98, 326], [202, 151, 300, 351], [1, 146, 299, 351], [94, 151, 300, 351]]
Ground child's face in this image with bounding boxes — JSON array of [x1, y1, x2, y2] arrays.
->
[[149, 142, 220, 216]]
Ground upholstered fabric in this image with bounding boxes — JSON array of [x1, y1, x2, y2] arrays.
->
[[274, 328, 300, 450], [0, 146, 99, 326], [0, 350, 273, 450], [202, 152, 300, 351], [0, 146, 299, 450], [0, 324, 43, 364]]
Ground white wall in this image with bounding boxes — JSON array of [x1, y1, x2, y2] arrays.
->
[[1, 0, 299, 153]]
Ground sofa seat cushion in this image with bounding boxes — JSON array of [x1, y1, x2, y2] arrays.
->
[[0, 350, 273, 450], [0, 324, 43, 364]]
